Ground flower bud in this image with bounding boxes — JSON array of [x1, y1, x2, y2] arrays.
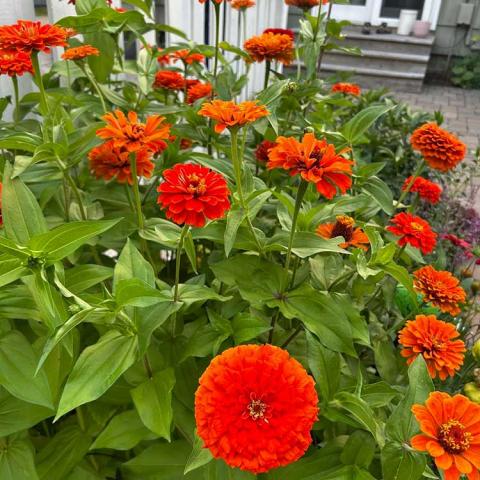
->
[[464, 382, 480, 403], [472, 281, 480, 295], [461, 268, 473, 278], [473, 341, 480, 362]]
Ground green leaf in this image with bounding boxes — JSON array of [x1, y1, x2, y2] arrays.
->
[[382, 262, 416, 300], [56, 331, 138, 420], [64, 265, 113, 294], [3, 162, 47, 245], [91, 410, 153, 451], [0, 331, 53, 408], [279, 285, 355, 356], [184, 429, 213, 474], [224, 206, 246, 257], [37, 426, 92, 480], [0, 257, 29, 287], [0, 436, 39, 480], [306, 332, 341, 402], [381, 443, 426, 480], [341, 104, 395, 145], [232, 314, 270, 344], [0, 238, 30, 260], [115, 278, 171, 309], [176, 284, 230, 307], [0, 389, 52, 437], [114, 239, 155, 290], [361, 177, 394, 215], [131, 369, 175, 440], [386, 356, 434, 443], [340, 431, 376, 468], [85, 32, 115, 83], [28, 220, 120, 263]]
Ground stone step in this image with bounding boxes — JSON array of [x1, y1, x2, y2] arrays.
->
[[321, 63, 425, 80]]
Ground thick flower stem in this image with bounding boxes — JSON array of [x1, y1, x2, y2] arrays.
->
[[31, 51, 49, 115], [230, 128, 264, 255], [396, 159, 425, 209], [213, 2, 221, 89], [263, 60, 271, 90], [316, 2, 333, 76], [171, 224, 189, 337], [11, 75, 20, 124]]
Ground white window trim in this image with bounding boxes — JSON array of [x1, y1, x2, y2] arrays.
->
[[371, 0, 442, 29]]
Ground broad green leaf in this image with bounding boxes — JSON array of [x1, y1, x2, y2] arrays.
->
[[224, 206, 246, 258], [382, 262, 416, 300], [115, 278, 171, 309], [176, 284, 231, 307], [340, 431, 376, 468], [306, 332, 341, 402], [91, 410, 153, 451], [85, 32, 115, 82], [56, 331, 138, 419], [0, 331, 53, 408], [232, 314, 270, 344], [361, 177, 394, 215], [131, 369, 175, 440], [341, 104, 395, 144], [184, 430, 213, 474], [3, 162, 48, 244], [386, 356, 433, 442], [0, 435, 39, 480], [0, 257, 29, 287], [381, 442, 426, 480], [28, 220, 120, 263], [0, 238, 30, 260], [37, 426, 92, 480], [64, 265, 113, 294]]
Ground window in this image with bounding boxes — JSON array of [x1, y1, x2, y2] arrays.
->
[[380, 0, 425, 19]]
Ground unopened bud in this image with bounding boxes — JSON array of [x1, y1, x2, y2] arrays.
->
[[464, 382, 480, 403], [472, 281, 480, 295], [461, 268, 473, 278], [473, 341, 480, 362]]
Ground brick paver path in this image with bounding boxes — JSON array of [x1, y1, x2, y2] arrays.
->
[[394, 85, 480, 154]]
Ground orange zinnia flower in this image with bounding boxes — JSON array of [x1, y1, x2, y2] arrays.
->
[[410, 123, 466, 172], [0, 49, 32, 76], [153, 70, 185, 91], [387, 212, 437, 255], [411, 392, 480, 480], [96, 110, 171, 154], [230, 0, 256, 9], [316, 215, 369, 250], [187, 82, 212, 104], [402, 176, 442, 204], [244, 32, 294, 65], [285, 0, 327, 7], [157, 163, 230, 227], [62, 45, 99, 61], [267, 132, 353, 199], [398, 315, 465, 380], [157, 49, 171, 66], [198, 99, 269, 133], [413, 265, 466, 316], [172, 49, 205, 65], [331, 82, 361, 96], [195, 344, 319, 474], [0, 20, 73, 54], [88, 141, 153, 185]]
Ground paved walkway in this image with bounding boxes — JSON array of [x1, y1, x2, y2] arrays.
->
[[394, 85, 480, 154]]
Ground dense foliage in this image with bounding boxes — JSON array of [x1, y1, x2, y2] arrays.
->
[[0, 0, 479, 479]]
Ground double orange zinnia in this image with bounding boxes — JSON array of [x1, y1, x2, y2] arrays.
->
[[402, 176, 442, 204], [244, 31, 294, 65], [96, 110, 171, 154], [0, 20, 73, 53], [195, 344, 319, 473], [267, 132, 353, 199], [413, 265, 466, 316], [410, 123, 466, 172], [411, 392, 480, 480], [331, 82, 361, 96], [187, 82, 212, 104], [398, 315, 465, 380], [172, 49, 205, 65], [62, 45, 100, 61], [198, 99, 269, 133], [387, 212, 437, 255], [153, 70, 185, 91], [316, 215, 369, 250], [0, 49, 32, 77], [229, 0, 256, 9]]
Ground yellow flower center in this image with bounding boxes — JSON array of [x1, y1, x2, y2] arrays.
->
[[331, 215, 355, 241], [187, 174, 207, 195], [246, 394, 269, 422], [438, 420, 471, 454], [410, 222, 424, 232]]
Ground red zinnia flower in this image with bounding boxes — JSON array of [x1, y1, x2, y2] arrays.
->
[[0, 49, 32, 76], [402, 176, 442, 204], [263, 28, 295, 40], [244, 32, 294, 65], [413, 265, 466, 316], [195, 344, 319, 474], [198, 99, 269, 133], [387, 212, 437, 255], [410, 123, 466, 172], [153, 70, 185, 91], [267, 132, 353, 199], [62, 44, 99, 61], [88, 141, 153, 185], [156, 49, 171, 66], [96, 110, 171, 154], [411, 392, 480, 480], [316, 215, 369, 250], [285, 0, 327, 7], [255, 140, 277, 163], [398, 315, 465, 380], [0, 20, 73, 54], [157, 163, 230, 227], [187, 82, 212, 104], [442, 234, 472, 251], [172, 49, 205, 65], [331, 82, 361, 96]]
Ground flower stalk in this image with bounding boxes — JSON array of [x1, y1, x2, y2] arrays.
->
[[31, 51, 49, 114], [172, 224, 189, 337], [11, 75, 20, 124], [396, 159, 425, 209]]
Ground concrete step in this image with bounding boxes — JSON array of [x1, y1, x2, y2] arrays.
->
[[321, 63, 425, 80]]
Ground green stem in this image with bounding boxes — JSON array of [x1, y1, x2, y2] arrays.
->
[[130, 153, 145, 231], [142, 175, 159, 205], [281, 325, 302, 348], [31, 51, 49, 114], [230, 128, 264, 254], [396, 159, 425, 209], [263, 60, 271, 90], [171, 225, 189, 337], [316, 2, 334, 76], [11, 75, 20, 124], [79, 62, 108, 113], [183, 61, 188, 103], [143, 353, 153, 378], [213, 3, 221, 89]]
